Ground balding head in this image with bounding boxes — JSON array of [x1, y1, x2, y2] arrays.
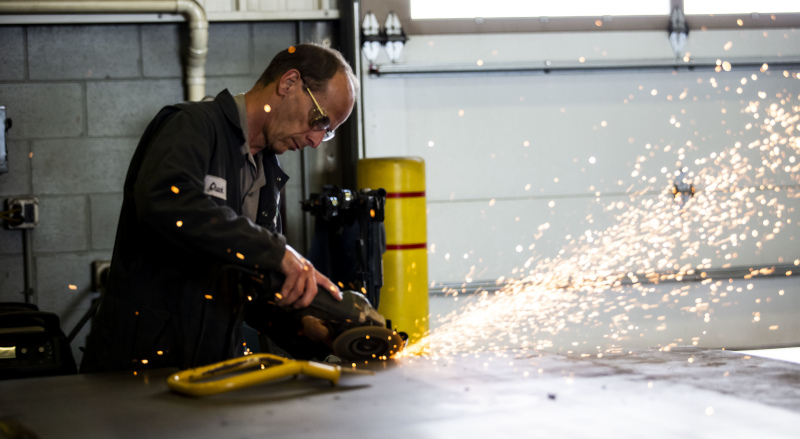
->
[[256, 43, 359, 100]]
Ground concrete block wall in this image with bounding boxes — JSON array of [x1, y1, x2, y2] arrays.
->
[[0, 19, 333, 363]]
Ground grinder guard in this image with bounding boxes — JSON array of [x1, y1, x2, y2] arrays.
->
[[243, 270, 406, 362], [302, 287, 385, 328]]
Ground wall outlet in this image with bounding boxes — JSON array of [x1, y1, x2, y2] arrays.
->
[[4, 198, 38, 229], [92, 260, 112, 292]]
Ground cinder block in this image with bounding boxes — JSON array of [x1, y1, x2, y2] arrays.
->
[[141, 23, 183, 78], [0, 83, 83, 139], [31, 138, 137, 195], [0, 27, 26, 81], [142, 23, 250, 78], [34, 252, 98, 314], [0, 255, 24, 302], [0, 140, 32, 197], [28, 24, 141, 80], [252, 22, 296, 73], [33, 196, 88, 253], [34, 251, 111, 361], [206, 23, 251, 76], [0, 229, 22, 256], [205, 77, 257, 97], [90, 194, 123, 251], [86, 79, 183, 137], [143, 22, 251, 79]]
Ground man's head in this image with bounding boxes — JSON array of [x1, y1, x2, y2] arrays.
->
[[248, 44, 358, 155]]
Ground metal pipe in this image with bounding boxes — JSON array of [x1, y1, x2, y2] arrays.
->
[[22, 228, 35, 305], [0, 0, 208, 101], [177, 0, 208, 101], [431, 263, 800, 296], [370, 60, 800, 77], [352, 0, 365, 160]]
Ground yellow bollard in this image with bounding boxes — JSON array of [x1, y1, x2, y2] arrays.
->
[[357, 157, 428, 343]]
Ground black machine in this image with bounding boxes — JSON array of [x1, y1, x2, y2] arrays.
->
[[0, 303, 77, 380], [302, 185, 387, 309], [297, 185, 406, 361]]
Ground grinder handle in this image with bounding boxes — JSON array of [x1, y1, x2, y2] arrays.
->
[[261, 271, 377, 325]]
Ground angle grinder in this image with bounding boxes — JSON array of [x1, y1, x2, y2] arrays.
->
[[296, 287, 406, 362], [252, 271, 406, 362]]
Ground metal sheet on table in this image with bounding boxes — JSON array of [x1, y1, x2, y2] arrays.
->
[[1, 348, 799, 438]]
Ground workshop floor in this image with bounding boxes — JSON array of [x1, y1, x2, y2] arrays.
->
[[1, 347, 799, 438]]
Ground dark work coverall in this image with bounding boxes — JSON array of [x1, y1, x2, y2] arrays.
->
[[81, 89, 290, 373]]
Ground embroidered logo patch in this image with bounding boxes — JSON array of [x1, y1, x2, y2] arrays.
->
[[204, 175, 227, 200]]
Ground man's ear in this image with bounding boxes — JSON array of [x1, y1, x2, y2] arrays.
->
[[277, 69, 302, 96]]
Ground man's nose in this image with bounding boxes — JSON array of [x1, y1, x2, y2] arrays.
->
[[306, 131, 325, 149]]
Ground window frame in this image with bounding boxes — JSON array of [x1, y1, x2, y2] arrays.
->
[[361, 0, 800, 35]]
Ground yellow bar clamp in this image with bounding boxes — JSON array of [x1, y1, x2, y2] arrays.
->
[[167, 354, 371, 397]]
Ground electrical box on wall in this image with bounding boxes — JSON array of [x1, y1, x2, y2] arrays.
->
[[1, 106, 8, 174], [3, 198, 39, 229]]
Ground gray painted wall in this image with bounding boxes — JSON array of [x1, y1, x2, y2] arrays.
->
[[0, 20, 337, 362]]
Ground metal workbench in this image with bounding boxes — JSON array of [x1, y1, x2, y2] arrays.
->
[[1, 348, 799, 438]]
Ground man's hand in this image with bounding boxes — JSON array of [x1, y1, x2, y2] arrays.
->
[[278, 244, 341, 308]]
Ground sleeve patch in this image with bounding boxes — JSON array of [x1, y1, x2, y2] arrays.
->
[[204, 175, 227, 200]]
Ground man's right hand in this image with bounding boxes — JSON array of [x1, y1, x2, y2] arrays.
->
[[277, 244, 341, 309]]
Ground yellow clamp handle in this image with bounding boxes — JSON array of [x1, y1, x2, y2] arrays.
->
[[167, 353, 341, 397]]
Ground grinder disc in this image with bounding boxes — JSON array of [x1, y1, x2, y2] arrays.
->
[[332, 326, 405, 362]]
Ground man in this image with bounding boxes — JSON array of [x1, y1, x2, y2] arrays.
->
[[80, 44, 358, 373]]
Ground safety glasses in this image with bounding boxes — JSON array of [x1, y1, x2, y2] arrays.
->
[[302, 79, 335, 142]]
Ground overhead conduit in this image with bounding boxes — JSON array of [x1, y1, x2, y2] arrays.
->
[[0, 0, 208, 101]]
